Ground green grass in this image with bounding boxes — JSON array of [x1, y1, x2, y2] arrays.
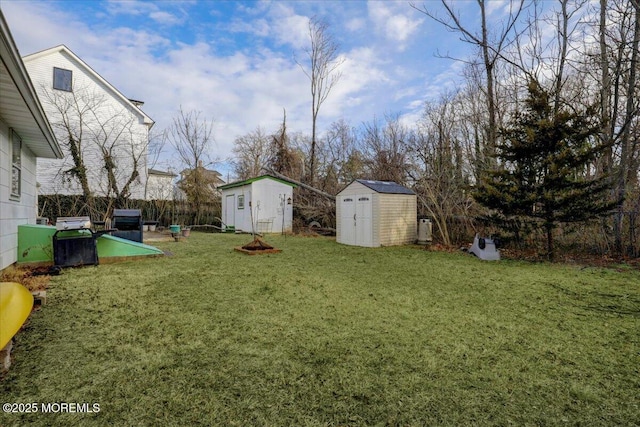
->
[[1, 233, 639, 426]]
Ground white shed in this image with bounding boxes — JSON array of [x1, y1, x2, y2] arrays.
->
[[336, 179, 417, 247], [219, 175, 296, 233]]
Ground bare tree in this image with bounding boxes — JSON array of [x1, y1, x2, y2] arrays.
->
[[409, 94, 474, 246], [144, 127, 169, 199], [40, 84, 96, 199], [168, 107, 214, 170], [578, 0, 640, 253], [167, 107, 217, 224], [232, 126, 271, 180], [39, 83, 150, 215], [90, 104, 148, 205], [612, 0, 640, 254], [319, 119, 362, 192], [412, 0, 528, 169], [296, 16, 344, 185], [360, 114, 411, 184]]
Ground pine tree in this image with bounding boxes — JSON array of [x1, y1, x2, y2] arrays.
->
[[474, 81, 616, 260]]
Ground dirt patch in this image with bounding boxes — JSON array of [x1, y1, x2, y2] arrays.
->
[[143, 230, 176, 243], [235, 237, 282, 255], [0, 265, 57, 292]]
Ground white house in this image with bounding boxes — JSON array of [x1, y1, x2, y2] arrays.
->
[[336, 179, 417, 247], [22, 45, 154, 200], [219, 175, 296, 233], [145, 168, 177, 201], [0, 11, 62, 271]]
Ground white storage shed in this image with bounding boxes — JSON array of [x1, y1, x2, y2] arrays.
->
[[219, 175, 296, 233], [336, 179, 417, 247]]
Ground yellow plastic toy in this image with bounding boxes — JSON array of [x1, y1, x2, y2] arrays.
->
[[0, 282, 34, 349]]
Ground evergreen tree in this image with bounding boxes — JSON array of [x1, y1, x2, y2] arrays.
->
[[474, 81, 616, 260]]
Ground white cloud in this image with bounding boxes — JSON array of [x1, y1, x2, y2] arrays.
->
[[346, 17, 366, 32], [105, 0, 159, 17], [227, 17, 271, 38], [268, 3, 311, 50], [422, 61, 465, 102], [105, 0, 186, 26], [2, 0, 456, 176], [149, 11, 183, 26], [1, 2, 92, 55], [367, 1, 423, 48], [225, 2, 310, 50], [486, 0, 509, 16]]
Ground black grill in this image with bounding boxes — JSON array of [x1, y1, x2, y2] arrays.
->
[[52, 216, 97, 267], [53, 231, 98, 267], [112, 209, 143, 243]]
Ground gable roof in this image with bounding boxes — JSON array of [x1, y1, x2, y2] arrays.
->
[[353, 179, 415, 195], [22, 45, 154, 128], [218, 174, 297, 191], [0, 11, 61, 158]]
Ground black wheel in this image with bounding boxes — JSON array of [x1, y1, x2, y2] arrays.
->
[[478, 238, 486, 250]]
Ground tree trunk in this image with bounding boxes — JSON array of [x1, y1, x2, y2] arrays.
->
[[545, 220, 555, 262], [614, 0, 639, 254]]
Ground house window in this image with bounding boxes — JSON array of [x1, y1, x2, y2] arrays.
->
[[10, 129, 22, 199], [237, 195, 245, 209], [53, 67, 72, 91]]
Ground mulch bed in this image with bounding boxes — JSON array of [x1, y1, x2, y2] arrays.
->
[[234, 237, 281, 255]]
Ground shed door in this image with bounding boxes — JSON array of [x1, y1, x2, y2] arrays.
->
[[340, 196, 356, 245], [356, 195, 373, 247], [340, 194, 373, 246], [225, 194, 235, 228]]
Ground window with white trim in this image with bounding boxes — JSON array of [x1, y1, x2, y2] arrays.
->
[[10, 129, 22, 199], [237, 195, 245, 209]]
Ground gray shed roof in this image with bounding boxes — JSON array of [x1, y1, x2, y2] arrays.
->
[[355, 179, 415, 195]]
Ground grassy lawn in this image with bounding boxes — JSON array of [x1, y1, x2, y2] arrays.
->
[[1, 232, 639, 426]]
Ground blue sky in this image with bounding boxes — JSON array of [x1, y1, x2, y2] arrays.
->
[[2, 0, 510, 178]]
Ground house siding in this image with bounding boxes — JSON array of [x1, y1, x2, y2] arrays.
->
[[378, 193, 417, 246], [24, 48, 149, 199], [146, 174, 175, 200], [0, 120, 38, 270]]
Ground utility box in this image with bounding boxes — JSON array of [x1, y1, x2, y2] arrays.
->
[[417, 218, 433, 245]]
